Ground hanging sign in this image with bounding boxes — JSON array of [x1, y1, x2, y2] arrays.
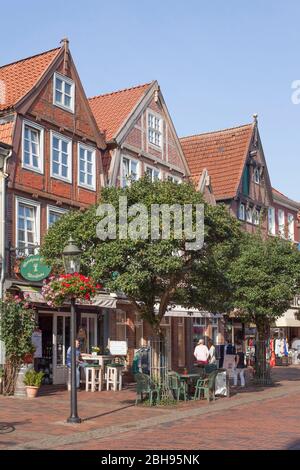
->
[[20, 255, 51, 282]]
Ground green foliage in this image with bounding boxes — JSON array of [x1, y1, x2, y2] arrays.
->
[[23, 369, 44, 387], [41, 178, 242, 331], [0, 296, 36, 363]]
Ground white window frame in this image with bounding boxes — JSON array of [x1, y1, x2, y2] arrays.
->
[[77, 143, 96, 191], [116, 310, 127, 341], [253, 208, 260, 226], [47, 205, 68, 230], [246, 207, 253, 224], [22, 119, 44, 174], [53, 72, 75, 113], [145, 164, 161, 182], [288, 213, 295, 241], [253, 167, 260, 184], [50, 131, 72, 183], [166, 174, 182, 184], [147, 110, 163, 149], [268, 207, 276, 235], [239, 203, 245, 221], [278, 209, 285, 238], [15, 197, 40, 252], [120, 155, 140, 188]]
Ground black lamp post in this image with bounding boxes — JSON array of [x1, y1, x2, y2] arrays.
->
[[62, 237, 82, 424]]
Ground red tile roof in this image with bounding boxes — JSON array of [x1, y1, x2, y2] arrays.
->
[[0, 47, 60, 112], [180, 123, 254, 200], [88, 82, 152, 141], [0, 120, 15, 146], [272, 187, 300, 209]]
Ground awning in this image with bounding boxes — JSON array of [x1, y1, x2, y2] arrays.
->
[[92, 294, 117, 309], [275, 309, 300, 327], [15, 285, 45, 303], [154, 304, 223, 318]]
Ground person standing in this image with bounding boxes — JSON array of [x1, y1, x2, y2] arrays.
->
[[67, 339, 83, 389], [233, 345, 246, 387], [208, 339, 217, 365], [194, 339, 209, 365]]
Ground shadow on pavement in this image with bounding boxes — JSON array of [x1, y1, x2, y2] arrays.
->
[[82, 403, 135, 422]]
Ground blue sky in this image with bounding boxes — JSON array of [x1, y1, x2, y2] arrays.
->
[[1, 0, 300, 200]]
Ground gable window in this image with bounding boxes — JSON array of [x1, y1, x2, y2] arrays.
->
[[16, 197, 40, 253], [53, 72, 75, 113], [239, 203, 245, 221], [121, 155, 139, 187], [51, 132, 72, 183], [22, 120, 44, 173], [145, 165, 160, 182], [268, 207, 276, 235], [288, 213, 295, 241], [78, 144, 96, 191], [47, 206, 68, 229], [253, 167, 260, 184], [148, 112, 162, 147], [278, 209, 285, 238], [253, 208, 260, 226]]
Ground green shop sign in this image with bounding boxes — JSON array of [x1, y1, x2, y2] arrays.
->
[[20, 255, 52, 282]]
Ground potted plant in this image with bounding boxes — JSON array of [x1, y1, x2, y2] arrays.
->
[[91, 346, 100, 356], [23, 370, 44, 398]]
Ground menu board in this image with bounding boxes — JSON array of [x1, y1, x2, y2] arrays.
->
[[32, 330, 42, 358], [109, 340, 128, 356]]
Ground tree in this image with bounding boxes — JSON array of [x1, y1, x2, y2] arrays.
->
[[0, 296, 36, 395], [227, 232, 300, 384], [41, 178, 241, 374]]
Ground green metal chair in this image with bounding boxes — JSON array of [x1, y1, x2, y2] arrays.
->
[[167, 372, 188, 402], [193, 370, 219, 402], [134, 373, 160, 406]]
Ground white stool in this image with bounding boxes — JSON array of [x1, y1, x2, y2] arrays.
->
[[106, 366, 122, 391], [85, 366, 103, 392]]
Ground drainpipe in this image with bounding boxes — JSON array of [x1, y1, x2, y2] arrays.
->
[[0, 148, 12, 300]]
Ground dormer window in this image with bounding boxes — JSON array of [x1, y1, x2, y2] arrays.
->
[[148, 112, 162, 148], [53, 72, 75, 113], [254, 167, 260, 184]]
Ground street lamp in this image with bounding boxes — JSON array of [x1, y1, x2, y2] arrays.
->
[[62, 237, 82, 424]]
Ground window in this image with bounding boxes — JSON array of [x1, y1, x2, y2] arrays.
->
[[121, 156, 139, 187], [116, 310, 127, 341], [148, 112, 162, 147], [253, 167, 260, 184], [239, 203, 245, 221], [78, 144, 96, 190], [16, 197, 40, 252], [53, 72, 75, 112], [268, 207, 276, 235], [288, 213, 295, 241], [51, 132, 72, 182], [177, 318, 185, 368], [278, 209, 285, 238], [253, 208, 260, 226], [145, 165, 160, 182], [167, 174, 182, 184], [246, 207, 252, 223], [47, 206, 68, 229], [22, 120, 44, 173]]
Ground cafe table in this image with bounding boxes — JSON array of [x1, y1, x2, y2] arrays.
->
[[178, 373, 200, 398], [81, 354, 114, 368]]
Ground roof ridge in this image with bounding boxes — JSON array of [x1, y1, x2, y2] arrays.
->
[[272, 187, 300, 204], [180, 122, 253, 140], [88, 81, 153, 101], [0, 46, 61, 70]]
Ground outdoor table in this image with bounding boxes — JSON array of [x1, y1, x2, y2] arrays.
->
[[81, 354, 114, 368], [178, 373, 200, 398]]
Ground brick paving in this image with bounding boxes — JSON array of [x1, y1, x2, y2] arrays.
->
[[0, 366, 300, 450]]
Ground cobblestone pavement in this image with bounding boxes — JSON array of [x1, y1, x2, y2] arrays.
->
[[0, 366, 300, 450]]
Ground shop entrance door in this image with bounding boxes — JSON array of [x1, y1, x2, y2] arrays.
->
[[80, 314, 98, 354], [53, 313, 71, 385]]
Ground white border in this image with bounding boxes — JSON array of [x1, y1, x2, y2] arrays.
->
[[22, 119, 44, 174], [146, 108, 163, 152], [120, 154, 140, 188], [77, 142, 96, 191], [50, 130, 73, 184], [47, 205, 69, 230], [53, 72, 75, 113], [15, 196, 41, 248]]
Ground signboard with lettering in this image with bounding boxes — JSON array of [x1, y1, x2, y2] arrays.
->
[[109, 340, 128, 356], [20, 255, 51, 282]]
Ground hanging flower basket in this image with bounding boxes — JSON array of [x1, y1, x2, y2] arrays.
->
[[42, 273, 101, 307]]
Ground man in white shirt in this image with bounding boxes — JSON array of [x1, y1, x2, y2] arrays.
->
[[194, 339, 209, 364]]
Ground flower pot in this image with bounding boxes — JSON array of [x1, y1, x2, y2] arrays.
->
[[91, 352, 98, 356], [26, 386, 39, 398]]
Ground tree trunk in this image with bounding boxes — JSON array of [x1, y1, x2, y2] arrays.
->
[[254, 322, 272, 386], [3, 360, 19, 395]]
